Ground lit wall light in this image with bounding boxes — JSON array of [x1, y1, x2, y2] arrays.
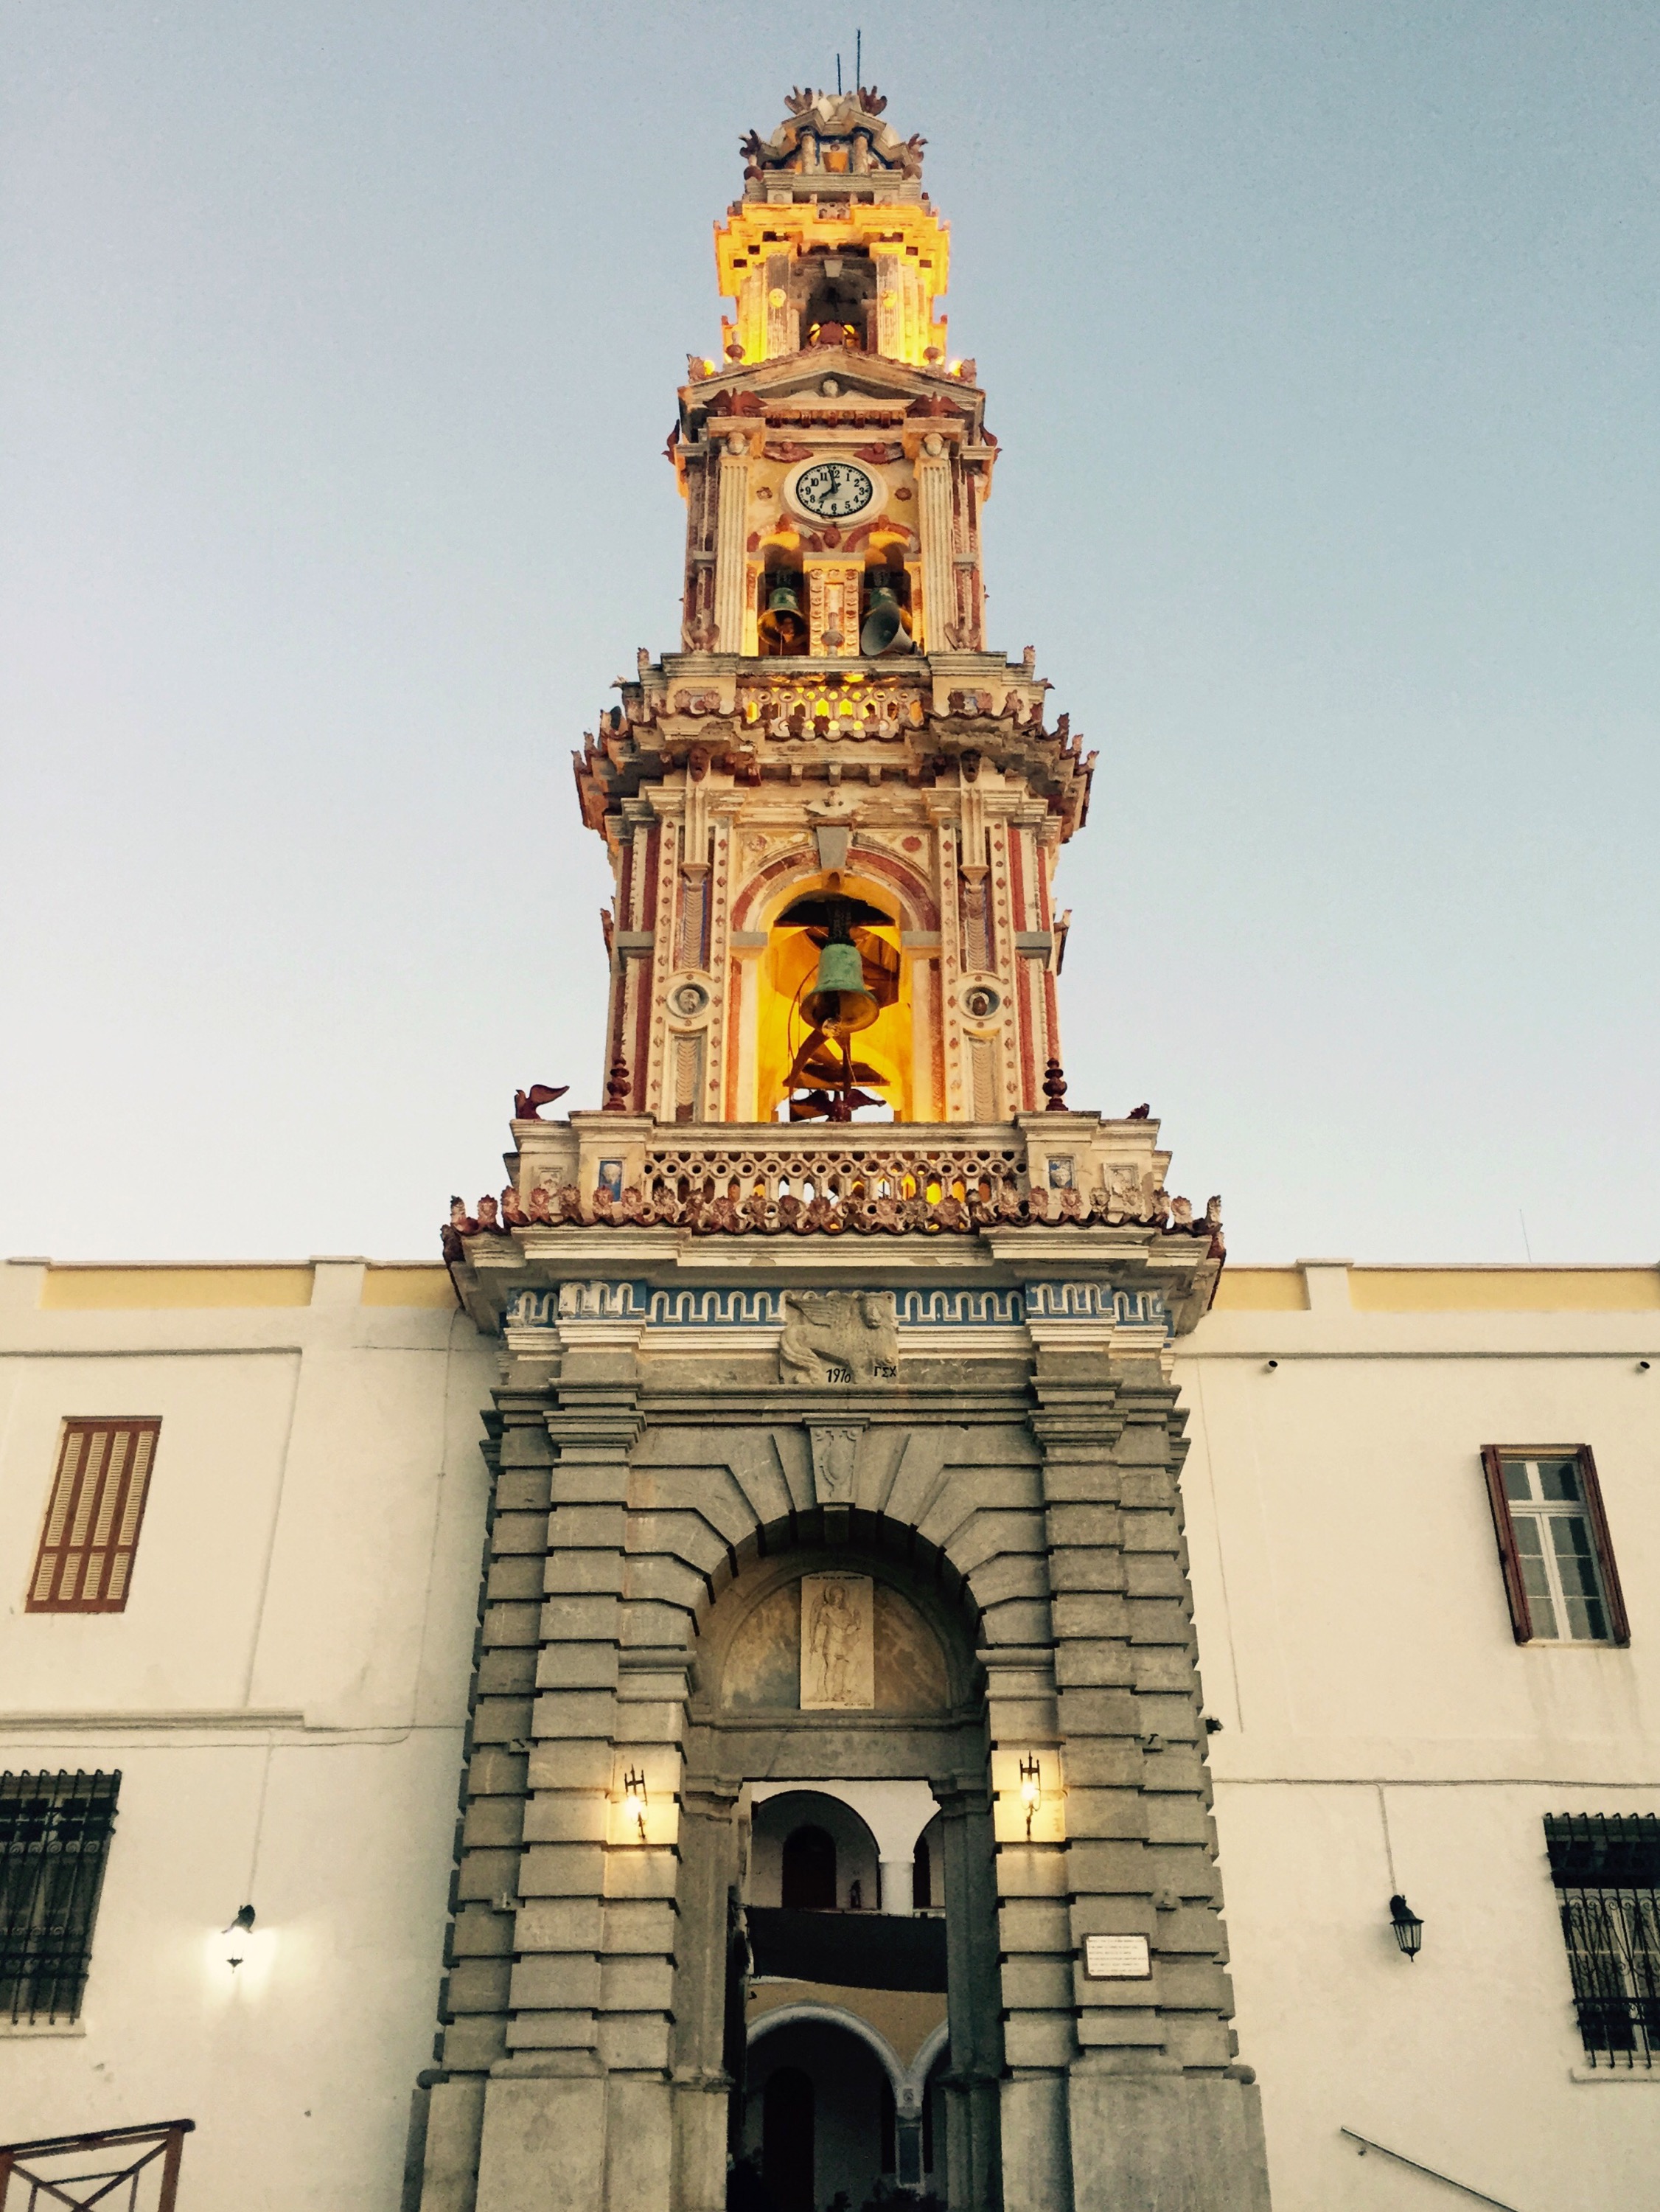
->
[[1388, 1894, 1423, 1961], [622, 1770, 648, 1843], [221, 1902, 256, 1969], [1019, 1757, 1042, 1840]]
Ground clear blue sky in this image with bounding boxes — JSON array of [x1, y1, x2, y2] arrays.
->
[[2, 4, 1656, 1263]]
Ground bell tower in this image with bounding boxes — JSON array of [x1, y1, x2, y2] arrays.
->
[[578, 85, 1089, 1132], [422, 88, 1272, 2212]]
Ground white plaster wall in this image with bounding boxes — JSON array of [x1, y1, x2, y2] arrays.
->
[[1178, 1281, 1660, 2212], [0, 1282, 498, 2208]]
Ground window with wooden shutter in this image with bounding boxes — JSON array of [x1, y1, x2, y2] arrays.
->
[[27, 1419, 160, 1615], [1481, 1445, 1628, 1646]]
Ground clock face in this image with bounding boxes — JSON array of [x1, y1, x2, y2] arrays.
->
[[791, 457, 878, 521]]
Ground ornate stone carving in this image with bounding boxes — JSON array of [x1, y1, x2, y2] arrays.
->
[[778, 1290, 899, 1384], [799, 1571, 874, 1710], [807, 1423, 863, 1503]]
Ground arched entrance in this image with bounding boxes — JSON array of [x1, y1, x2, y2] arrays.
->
[[747, 2017, 893, 2211], [668, 1517, 1002, 2211]]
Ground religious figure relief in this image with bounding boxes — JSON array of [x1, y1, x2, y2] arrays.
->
[[800, 1573, 875, 1710], [778, 1290, 899, 1385]]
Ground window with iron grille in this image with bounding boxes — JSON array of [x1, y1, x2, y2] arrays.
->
[[1, 1770, 121, 2023], [1546, 1813, 1660, 2068], [27, 1418, 160, 1613], [1480, 1446, 1627, 1645]]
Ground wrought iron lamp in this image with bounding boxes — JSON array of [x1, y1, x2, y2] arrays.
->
[[622, 1770, 648, 1843], [221, 1902, 256, 1969], [1388, 1894, 1423, 1960], [1019, 1756, 1042, 1839]]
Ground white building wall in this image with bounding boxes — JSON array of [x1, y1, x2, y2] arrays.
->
[[1179, 1262, 1660, 2212], [0, 1259, 497, 2210], [4, 1253, 1659, 2209]]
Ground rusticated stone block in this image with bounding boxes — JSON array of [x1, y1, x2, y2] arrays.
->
[[596, 2013, 673, 2072], [601, 1899, 678, 1953], [998, 1955, 1074, 2010], [544, 1551, 628, 1598], [440, 2014, 509, 2072], [600, 1954, 676, 2011], [526, 1739, 613, 1791], [530, 1689, 617, 1739], [448, 1902, 515, 1958], [519, 1843, 607, 1896], [446, 1957, 512, 2014], [513, 1896, 603, 1952], [487, 1554, 545, 1601], [534, 1643, 621, 1691], [462, 1797, 526, 1851], [997, 1897, 1073, 1953], [509, 1953, 601, 2010], [521, 1792, 607, 1844], [1001, 2013, 1078, 2070], [456, 1847, 521, 1901], [475, 1648, 537, 1696]]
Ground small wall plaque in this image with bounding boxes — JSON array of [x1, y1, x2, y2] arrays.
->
[[1084, 1934, 1151, 1980]]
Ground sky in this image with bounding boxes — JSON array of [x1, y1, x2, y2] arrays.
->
[[1, 2, 1656, 1265]]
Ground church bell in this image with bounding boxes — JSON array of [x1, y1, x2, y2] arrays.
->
[[800, 905, 879, 1037], [859, 580, 913, 658], [758, 578, 807, 653]]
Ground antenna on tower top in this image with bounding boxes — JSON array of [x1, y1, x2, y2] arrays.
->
[[836, 52, 843, 94], [856, 28, 862, 89]]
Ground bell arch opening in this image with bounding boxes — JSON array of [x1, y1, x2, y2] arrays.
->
[[756, 877, 910, 1124]]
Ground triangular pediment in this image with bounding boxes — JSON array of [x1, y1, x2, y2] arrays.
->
[[683, 347, 979, 425]]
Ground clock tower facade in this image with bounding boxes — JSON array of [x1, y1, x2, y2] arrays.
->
[[424, 89, 1272, 2212]]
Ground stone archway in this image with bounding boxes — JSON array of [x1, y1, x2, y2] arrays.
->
[[669, 1522, 1002, 2212]]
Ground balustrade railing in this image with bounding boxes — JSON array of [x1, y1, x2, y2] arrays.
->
[[0, 2121, 192, 2211]]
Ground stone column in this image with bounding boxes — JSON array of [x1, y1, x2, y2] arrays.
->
[[935, 1781, 1003, 2212], [916, 435, 955, 652], [470, 1324, 667, 2212], [670, 1787, 744, 2212], [416, 1391, 548, 2212], [713, 436, 751, 653], [1033, 1349, 1272, 2212], [879, 1854, 913, 1916]]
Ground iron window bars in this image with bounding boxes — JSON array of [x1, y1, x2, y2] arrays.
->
[[1481, 1447, 1628, 1645], [1546, 1813, 1660, 2067], [0, 1771, 120, 2024]]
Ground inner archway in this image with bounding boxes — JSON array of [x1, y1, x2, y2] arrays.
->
[[746, 2017, 894, 2212], [781, 1823, 837, 1910]]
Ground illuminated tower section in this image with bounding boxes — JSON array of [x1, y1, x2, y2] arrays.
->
[[576, 86, 1091, 1133]]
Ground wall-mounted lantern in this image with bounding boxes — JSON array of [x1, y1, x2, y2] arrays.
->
[[1019, 1757, 1042, 1840], [221, 1902, 256, 1969], [1388, 1894, 1423, 1961], [622, 1770, 648, 1843]]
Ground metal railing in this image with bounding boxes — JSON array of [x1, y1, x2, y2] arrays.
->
[[0, 2122, 192, 2211], [1340, 2130, 1518, 2211]]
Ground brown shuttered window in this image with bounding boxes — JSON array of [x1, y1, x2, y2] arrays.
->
[[27, 1420, 160, 1615], [1481, 1445, 1628, 1646]]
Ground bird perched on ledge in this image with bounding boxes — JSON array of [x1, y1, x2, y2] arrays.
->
[[515, 1084, 568, 1121], [1128, 1102, 1151, 1119]]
